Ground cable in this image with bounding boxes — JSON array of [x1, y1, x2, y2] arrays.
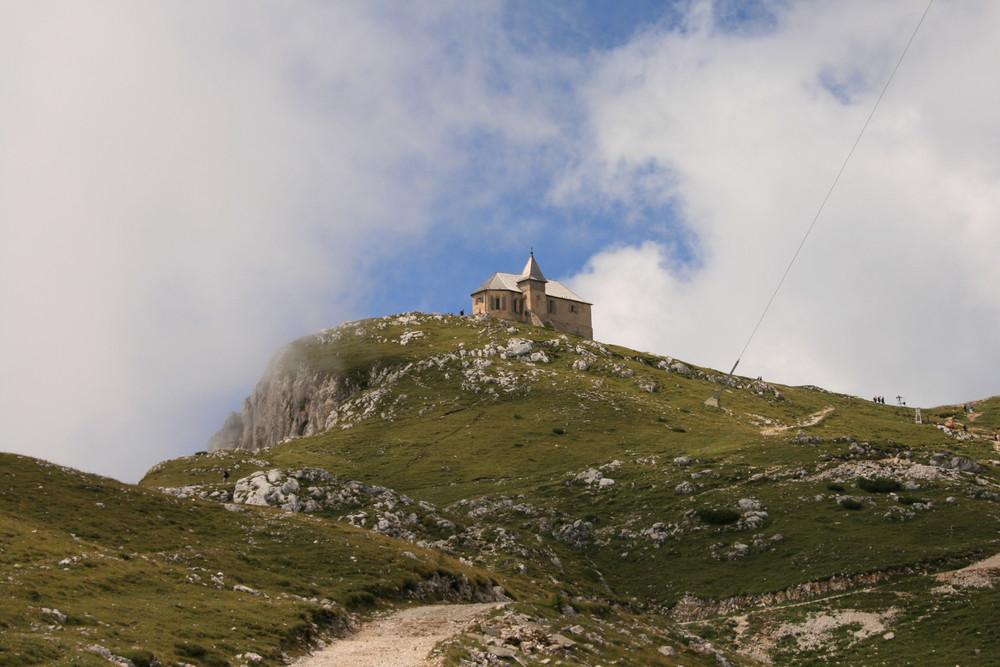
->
[[710, 0, 934, 405]]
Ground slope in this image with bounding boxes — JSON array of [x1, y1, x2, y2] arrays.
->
[[140, 313, 1000, 664], [0, 453, 512, 666]]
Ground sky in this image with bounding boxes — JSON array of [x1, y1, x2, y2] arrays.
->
[[3, 0, 999, 483]]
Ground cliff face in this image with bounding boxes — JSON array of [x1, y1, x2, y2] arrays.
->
[[207, 344, 364, 452]]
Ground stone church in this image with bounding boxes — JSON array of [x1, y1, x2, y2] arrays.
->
[[471, 252, 593, 339]]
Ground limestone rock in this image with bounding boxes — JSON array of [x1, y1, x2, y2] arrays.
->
[[503, 338, 534, 358], [206, 340, 372, 451], [675, 481, 697, 495]]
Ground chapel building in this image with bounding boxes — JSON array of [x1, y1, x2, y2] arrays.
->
[[471, 252, 593, 339]]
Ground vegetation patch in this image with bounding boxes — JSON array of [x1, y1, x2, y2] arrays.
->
[[697, 508, 741, 525], [857, 477, 902, 493]]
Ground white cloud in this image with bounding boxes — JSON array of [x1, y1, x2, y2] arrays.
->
[[565, 0, 1000, 407], [0, 1, 563, 481]]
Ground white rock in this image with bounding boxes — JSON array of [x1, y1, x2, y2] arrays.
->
[[503, 338, 534, 358], [675, 481, 697, 495]]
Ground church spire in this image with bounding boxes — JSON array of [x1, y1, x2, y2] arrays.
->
[[520, 250, 547, 283]]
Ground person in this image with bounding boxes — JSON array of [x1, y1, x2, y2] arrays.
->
[[223, 469, 230, 482]]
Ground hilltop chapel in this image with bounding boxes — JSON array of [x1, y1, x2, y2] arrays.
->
[[471, 252, 593, 339]]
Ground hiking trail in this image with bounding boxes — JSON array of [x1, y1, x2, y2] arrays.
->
[[760, 406, 835, 436], [292, 602, 504, 667]]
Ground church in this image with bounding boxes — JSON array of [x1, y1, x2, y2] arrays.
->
[[470, 252, 593, 339]]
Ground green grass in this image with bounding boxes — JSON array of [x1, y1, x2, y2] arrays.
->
[[9, 312, 1000, 665], [0, 453, 524, 665]]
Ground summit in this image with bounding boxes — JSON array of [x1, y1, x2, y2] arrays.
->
[[470, 252, 593, 339]]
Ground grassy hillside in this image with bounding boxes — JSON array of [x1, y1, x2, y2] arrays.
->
[[145, 315, 1000, 597], [0, 453, 517, 666], [142, 313, 1000, 664], [8, 312, 1000, 665]]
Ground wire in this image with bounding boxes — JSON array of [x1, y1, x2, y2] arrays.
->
[[713, 0, 934, 400]]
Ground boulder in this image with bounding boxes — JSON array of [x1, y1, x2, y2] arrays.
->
[[675, 481, 697, 495], [948, 456, 982, 473], [503, 338, 534, 358]]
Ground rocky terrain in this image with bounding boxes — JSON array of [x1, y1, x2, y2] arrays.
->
[[5, 312, 1000, 665]]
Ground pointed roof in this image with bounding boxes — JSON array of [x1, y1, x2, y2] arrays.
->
[[470, 251, 591, 304], [470, 272, 590, 304], [519, 251, 547, 283]]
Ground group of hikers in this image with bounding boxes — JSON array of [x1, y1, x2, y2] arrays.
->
[[872, 395, 888, 404]]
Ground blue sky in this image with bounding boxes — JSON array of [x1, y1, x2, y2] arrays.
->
[[4, 0, 1000, 483]]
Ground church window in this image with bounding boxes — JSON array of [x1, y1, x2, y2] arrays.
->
[[548, 299, 555, 314]]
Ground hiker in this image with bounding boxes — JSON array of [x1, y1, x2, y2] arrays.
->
[[223, 469, 230, 482]]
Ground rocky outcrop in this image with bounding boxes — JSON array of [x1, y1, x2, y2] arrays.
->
[[207, 343, 372, 452]]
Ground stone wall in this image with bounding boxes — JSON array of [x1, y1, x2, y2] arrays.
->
[[472, 290, 592, 339]]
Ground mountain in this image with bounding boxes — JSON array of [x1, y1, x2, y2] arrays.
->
[[5, 312, 1000, 665]]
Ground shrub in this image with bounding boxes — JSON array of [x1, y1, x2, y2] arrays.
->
[[123, 650, 157, 667], [898, 495, 923, 505], [857, 477, 901, 493], [344, 591, 376, 610], [697, 508, 741, 525], [174, 643, 207, 659], [840, 498, 864, 510], [826, 483, 845, 492], [671, 426, 686, 433], [553, 427, 567, 435]]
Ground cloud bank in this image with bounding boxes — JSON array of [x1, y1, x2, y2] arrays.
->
[[0, 1, 564, 481], [565, 0, 1000, 408]]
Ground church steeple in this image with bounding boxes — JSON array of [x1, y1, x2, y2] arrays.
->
[[520, 250, 547, 283]]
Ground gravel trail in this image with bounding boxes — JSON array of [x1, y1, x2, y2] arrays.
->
[[292, 602, 503, 667]]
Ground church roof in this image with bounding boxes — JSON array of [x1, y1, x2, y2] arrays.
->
[[520, 252, 546, 282], [471, 272, 590, 304]]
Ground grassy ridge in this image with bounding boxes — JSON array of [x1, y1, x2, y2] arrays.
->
[[144, 315, 1000, 603], [9, 313, 1000, 665], [0, 453, 517, 665]]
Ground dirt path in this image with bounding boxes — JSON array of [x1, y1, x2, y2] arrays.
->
[[292, 602, 504, 667], [760, 406, 835, 436], [933, 551, 1000, 588]]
